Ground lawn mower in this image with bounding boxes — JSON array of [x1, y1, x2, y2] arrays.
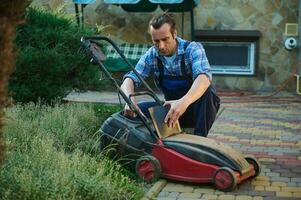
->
[[80, 36, 261, 191]]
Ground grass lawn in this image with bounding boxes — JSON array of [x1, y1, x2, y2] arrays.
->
[[0, 102, 144, 200]]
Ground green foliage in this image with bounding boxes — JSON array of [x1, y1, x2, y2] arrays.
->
[[0, 103, 144, 199], [10, 7, 102, 103]]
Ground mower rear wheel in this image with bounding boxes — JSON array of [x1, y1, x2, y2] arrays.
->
[[245, 156, 261, 177], [135, 155, 161, 183], [213, 167, 237, 192]]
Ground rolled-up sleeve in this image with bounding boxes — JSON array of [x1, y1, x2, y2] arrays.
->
[[189, 42, 212, 81], [123, 49, 152, 88]]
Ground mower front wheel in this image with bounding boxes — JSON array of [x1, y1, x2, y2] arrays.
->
[[135, 155, 161, 183], [245, 156, 261, 177], [213, 167, 237, 192]]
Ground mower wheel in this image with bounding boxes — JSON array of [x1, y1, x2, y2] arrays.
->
[[245, 156, 261, 177], [213, 167, 237, 192], [135, 155, 161, 183]]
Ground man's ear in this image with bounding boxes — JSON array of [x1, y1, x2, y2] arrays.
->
[[173, 30, 177, 39]]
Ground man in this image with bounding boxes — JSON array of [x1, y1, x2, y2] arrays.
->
[[121, 13, 220, 137]]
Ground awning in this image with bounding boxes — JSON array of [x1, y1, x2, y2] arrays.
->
[[104, 0, 199, 12], [73, 0, 95, 4]]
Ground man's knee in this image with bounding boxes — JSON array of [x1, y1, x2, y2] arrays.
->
[[192, 86, 220, 136]]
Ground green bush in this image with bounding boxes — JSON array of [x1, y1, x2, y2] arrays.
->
[[10, 7, 102, 103], [0, 103, 143, 199]]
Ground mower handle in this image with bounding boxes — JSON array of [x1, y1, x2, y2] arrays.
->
[[81, 36, 162, 138], [81, 36, 163, 104], [129, 91, 160, 101]]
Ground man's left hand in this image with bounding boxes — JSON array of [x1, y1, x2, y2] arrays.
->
[[163, 98, 190, 128]]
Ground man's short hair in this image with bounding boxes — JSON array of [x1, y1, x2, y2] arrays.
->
[[149, 12, 176, 34]]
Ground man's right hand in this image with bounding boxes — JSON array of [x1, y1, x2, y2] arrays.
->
[[121, 78, 146, 118], [123, 103, 137, 118], [123, 98, 146, 118]]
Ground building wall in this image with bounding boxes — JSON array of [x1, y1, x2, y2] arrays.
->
[[31, 0, 300, 93], [194, 0, 299, 92]]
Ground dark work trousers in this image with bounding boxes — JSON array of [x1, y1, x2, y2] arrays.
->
[[138, 85, 220, 137]]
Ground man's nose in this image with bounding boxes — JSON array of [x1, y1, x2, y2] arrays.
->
[[158, 41, 164, 49]]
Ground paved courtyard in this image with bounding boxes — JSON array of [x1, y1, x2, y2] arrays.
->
[[156, 96, 301, 200]]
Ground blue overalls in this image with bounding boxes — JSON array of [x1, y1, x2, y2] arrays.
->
[[138, 43, 220, 137]]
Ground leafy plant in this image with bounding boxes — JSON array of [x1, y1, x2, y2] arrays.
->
[[10, 7, 102, 103]]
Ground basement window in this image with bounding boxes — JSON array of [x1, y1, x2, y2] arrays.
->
[[194, 30, 261, 75]]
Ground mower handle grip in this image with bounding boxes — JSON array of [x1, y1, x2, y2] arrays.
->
[[129, 91, 163, 104]]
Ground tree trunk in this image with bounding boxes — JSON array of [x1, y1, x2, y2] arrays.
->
[[0, 0, 29, 165]]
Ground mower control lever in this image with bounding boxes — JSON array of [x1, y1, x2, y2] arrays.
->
[[81, 39, 106, 64], [129, 91, 163, 105]]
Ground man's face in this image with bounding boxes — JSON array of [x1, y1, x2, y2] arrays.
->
[[149, 23, 177, 56]]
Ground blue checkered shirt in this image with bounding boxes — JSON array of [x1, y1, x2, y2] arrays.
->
[[124, 37, 212, 88]]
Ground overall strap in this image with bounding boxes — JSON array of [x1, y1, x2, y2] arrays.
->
[[157, 57, 164, 84], [181, 41, 192, 83], [157, 41, 191, 84]]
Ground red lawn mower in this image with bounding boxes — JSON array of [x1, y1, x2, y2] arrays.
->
[[81, 36, 261, 191]]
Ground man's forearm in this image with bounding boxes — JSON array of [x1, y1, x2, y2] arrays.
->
[[121, 78, 135, 98], [181, 74, 211, 106]]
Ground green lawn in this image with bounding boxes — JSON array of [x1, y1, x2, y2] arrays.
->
[[0, 102, 144, 200]]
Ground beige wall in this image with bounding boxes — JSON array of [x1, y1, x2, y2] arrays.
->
[[31, 0, 300, 93]]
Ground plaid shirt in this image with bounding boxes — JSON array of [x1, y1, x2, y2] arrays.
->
[[124, 37, 212, 88]]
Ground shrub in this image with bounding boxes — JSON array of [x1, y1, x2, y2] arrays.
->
[[0, 103, 143, 199], [9, 7, 102, 103]]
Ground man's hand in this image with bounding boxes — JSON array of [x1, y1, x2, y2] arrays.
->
[[121, 78, 145, 118], [123, 97, 146, 118], [123, 104, 137, 118], [163, 74, 211, 127], [123, 98, 138, 118], [163, 98, 190, 127]]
